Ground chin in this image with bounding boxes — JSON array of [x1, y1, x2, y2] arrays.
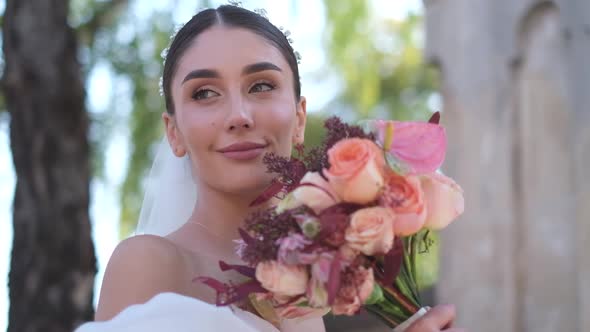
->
[[218, 171, 274, 197]]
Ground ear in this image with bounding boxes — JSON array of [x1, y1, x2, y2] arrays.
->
[[293, 96, 307, 145], [162, 112, 187, 157]]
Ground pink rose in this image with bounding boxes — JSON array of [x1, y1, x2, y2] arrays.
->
[[325, 138, 385, 204], [339, 244, 360, 264], [255, 261, 309, 297], [345, 207, 395, 256], [332, 267, 375, 315], [420, 172, 464, 230], [381, 172, 427, 236], [373, 120, 447, 175], [292, 172, 340, 214], [356, 267, 375, 304], [331, 285, 361, 316]]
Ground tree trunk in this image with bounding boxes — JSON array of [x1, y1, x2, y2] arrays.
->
[[425, 0, 590, 331], [1, 0, 97, 331]]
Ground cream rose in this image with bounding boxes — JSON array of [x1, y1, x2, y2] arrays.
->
[[292, 172, 340, 214], [255, 261, 308, 297], [325, 138, 385, 204], [345, 207, 395, 255]]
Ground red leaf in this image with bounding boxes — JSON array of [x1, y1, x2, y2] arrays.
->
[[327, 254, 342, 305], [195, 276, 226, 292], [317, 212, 348, 246], [286, 159, 308, 191], [239, 228, 256, 246], [249, 180, 284, 207], [232, 280, 268, 301], [219, 261, 257, 279], [320, 202, 363, 216], [195, 277, 267, 306], [382, 238, 404, 285], [428, 111, 440, 124]]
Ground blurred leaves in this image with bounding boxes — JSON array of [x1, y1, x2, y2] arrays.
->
[[322, 0, 438, 121], [107, 10, 177, 236], [66, 0, 188, 236]]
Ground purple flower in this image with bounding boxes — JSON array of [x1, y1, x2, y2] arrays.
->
[[277, 233, 312, 265]]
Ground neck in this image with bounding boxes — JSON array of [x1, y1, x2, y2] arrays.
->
[[188, 183, 274, 243]]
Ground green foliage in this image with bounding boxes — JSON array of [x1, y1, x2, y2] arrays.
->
[[66, 0, 184, 236], [303, 113, 327, 150], [67, 0, 130, 180], [104, 9, 182, 236], [414, 231, 440, 290], [322, 0, 438, 122]]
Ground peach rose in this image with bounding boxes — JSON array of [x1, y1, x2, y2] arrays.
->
[[345, 207, 395, 256], [332, 267, 375, 315], [331, 291, 361, 315], [325, 138, 385, 204], [356, 267, 375, 305], [255, 261, 309, 297], [276, 296, 331, 321], [420, 172, 464, 230], [381, 172, 427, 236], [292, 172, 340, 214]]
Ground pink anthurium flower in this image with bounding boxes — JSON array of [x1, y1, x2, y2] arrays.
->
[[371, 116, 447, 175]]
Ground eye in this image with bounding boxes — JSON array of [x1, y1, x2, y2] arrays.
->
[[249, 82, 275, 93], [192, 89, 220, 100]]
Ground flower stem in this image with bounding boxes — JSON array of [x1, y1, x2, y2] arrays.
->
[[381, 283, 420, 313]]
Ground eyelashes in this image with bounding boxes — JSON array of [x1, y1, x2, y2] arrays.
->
[[191, 81, 277, 101], [192, 89, 220, 100], [248, 81, 276, 93]]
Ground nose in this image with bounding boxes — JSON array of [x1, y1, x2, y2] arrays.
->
[[225, 93, 254, 132]]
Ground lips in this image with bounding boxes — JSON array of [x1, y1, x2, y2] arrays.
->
[[217, 141, 268, 161]]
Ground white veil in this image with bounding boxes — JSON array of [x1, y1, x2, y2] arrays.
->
[[135, 136, 197, 236]]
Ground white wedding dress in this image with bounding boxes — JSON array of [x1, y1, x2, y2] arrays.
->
[[75, 292, 279, 332]]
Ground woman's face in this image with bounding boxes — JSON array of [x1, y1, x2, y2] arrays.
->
[[164, 26, 306, 196]]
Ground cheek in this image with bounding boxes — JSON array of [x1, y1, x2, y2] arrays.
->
[[177, 108, 220, 156], [261, 104, 297, 154]]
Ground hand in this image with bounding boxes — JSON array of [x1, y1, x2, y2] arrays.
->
[[405, 304, 466, 332]]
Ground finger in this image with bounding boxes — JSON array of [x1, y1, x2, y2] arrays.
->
[[442, 316, 454, 329], [422, 304, 456, 328], [443, 329, 466, 332]]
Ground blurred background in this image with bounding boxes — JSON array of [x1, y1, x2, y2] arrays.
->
[[0, 0, 588, 331]]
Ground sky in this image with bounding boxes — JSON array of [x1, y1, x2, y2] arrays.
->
[[0, 0, 422, 329]]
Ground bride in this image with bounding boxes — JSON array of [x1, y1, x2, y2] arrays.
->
[[78, 4, 463, 332]]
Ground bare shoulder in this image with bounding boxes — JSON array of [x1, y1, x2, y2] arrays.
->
[[95, 234, 189, 321], [110, 234, 184, 265]]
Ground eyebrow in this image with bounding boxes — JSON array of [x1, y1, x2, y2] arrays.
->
[[242, 61, 282, 75], [181, 61, 282, 85]]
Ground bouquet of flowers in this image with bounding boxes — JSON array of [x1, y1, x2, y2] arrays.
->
[[198, 113, 464, 331]]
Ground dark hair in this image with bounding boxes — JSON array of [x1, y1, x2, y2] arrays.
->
[[162, 5, 302, 114]]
